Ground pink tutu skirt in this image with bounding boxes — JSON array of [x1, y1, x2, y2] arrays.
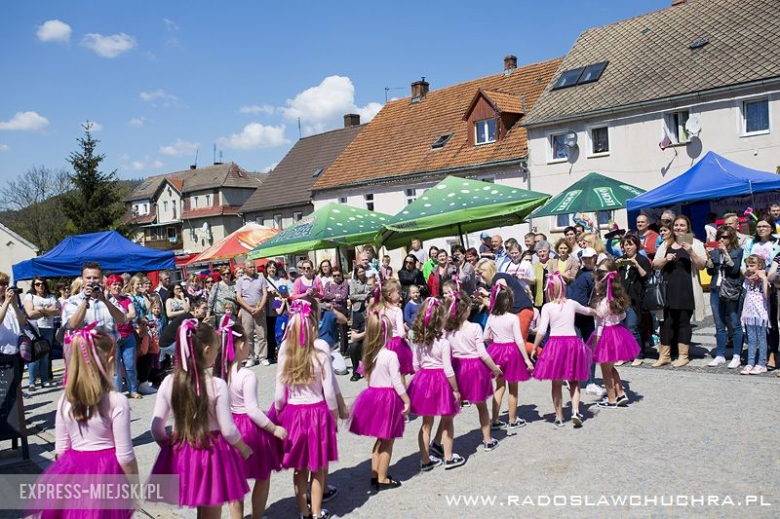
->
[[452, 357, 494, 402], [349, 387, 405, 440], [279, 401, 338, 472], [408, 368, 459, 416], [34, 448, 133, 519], [533, 336, 592, 381], [386, 336, 414, 375], [589, 325, 641, 363], [150, 432, 249, 507], [486, 342, 530, 383], [233, 413, 283, 480]]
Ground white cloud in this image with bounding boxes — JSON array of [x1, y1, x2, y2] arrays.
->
[[219, 123, 288, 150], [81, 33, 137, 58], [140, 89, 181, 108], [159, 139, 199, 156], [279, 76, 382, 135], [129, 117, 145, 127], [82, 121, 102, 132], [0, 111, 49, 131], [37, 20, 71, 43], [240, 104, 276, 115], [122, 156, 164, 172], [0, 144, 10, 152], [163, 18, 179, 31], [261, 162, 279, 173]]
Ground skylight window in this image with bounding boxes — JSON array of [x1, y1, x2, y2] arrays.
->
[[578, 62, 608, 85], [431, 133, 453, 149], [689, 37, 709, 49], [552, 67, 585, 90], [312, 168, 324, 178], [551, 61, 609, 90]]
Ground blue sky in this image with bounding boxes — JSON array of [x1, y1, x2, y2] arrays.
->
[[0, 0, 670, 185]]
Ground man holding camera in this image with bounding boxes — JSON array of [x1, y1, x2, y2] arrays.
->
[[63, 262, 127, 341], [0, 272, 27, 356]]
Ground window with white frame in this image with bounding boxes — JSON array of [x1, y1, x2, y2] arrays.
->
[[167, 227, 177, 241], [475, 119, 497, 145], [194, 196, 199, 208], [405, 188, 417, 205], [743, 99, 769, 135], [665, 110, 690, 144], [364, 194, 374, 211], [293, 211, 302, 222], [338, 197, 347, 204], [133, 204, 138, 214], [205, 194, 210, 206], [549, 133, 568, 162], [273, 214, 282, 229], [163, 201, 168, 212], [143, 203, 148, 214], [263, 218, 273, 228], [588, 126, 609, 155]]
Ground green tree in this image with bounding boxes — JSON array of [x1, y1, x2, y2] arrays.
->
[[61, 123, 127, 234]]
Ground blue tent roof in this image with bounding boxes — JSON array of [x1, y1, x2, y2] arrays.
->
[[627, 151, 780, 211], [12, 231, 175, 281]]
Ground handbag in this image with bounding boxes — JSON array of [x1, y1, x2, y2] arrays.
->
[[19, 324, 52, 362], [717, 271, 742, 301], [642, 270, 667, 311]]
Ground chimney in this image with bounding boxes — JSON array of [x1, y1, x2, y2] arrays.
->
[[190, 165, 196, 170], [343, 114, 361, 128], [411, 78, 429, 101], [503, 55, 518, 72], [671, 0, 686, 5]]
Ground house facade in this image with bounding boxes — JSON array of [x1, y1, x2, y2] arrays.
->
[[522, 0, 780, 236], [0, 222, 39, 285], [312, 55, 561, 264]]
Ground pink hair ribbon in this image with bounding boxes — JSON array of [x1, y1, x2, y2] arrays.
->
[[423, 297, 441, 327], [450, 296, 458, 318], [374, 277, 382, 303], [64, 322, 108, 380], [603, 271, 619, 301], [452, 273, 461, 293], [217, 315, 243, 377], [176, 319, 200, 396], [489, 284, 501, 313], [289, 299, 313, 346]]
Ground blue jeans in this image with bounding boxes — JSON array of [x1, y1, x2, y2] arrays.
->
[[622, 307, 643, 358], [28, 327, 53, 387], [114, 334, 138, 394], [710, 292, 743, 358], [745, 324, 768, 367]]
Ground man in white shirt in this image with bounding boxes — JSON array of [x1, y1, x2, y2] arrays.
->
[[409, 237, 427, 269], [723, 213, 749, 247], [63, 262, 127, 341]]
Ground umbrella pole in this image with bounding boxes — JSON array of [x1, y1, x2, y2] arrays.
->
[[458, 223, 465, 248], [335, 247, 341, 270]]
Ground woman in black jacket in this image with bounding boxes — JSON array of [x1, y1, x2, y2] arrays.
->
[[398, 253, 426, 303], [618, 235, 652, 366], [706, 225, 744, 369]]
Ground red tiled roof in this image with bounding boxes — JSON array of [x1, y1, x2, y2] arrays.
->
[[312, 58, 562, 190], [181, 205, 243, 219]]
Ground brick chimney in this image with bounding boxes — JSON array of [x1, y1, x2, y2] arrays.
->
[[343, 114, 361, 128], [411, 78, 429, 101], [504, 55, 518, 72], [671, 0, 686, 5]]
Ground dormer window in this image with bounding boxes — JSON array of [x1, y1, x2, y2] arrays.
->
[[431, 133, 453, 149], [475, 119, 496, 145]]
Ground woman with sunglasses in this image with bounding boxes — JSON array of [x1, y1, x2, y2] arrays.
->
[[291, 259, 324, 300], [323, 267, 349, 355], [705, 225, 744, 368], [399, 254, 426, 304], [23, 277, 58, 390], [209, 266, 237, 328], [166, 283, 190, 320]]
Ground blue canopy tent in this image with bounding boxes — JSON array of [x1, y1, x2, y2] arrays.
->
[[626, 151, 780, 238], [12, 231, 175, 281]]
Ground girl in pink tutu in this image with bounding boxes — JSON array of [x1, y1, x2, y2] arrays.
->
[[408, 297, 466, 471], [349, 311, 411, 490], [274, 300, 339, 519], [150, 320, 252, 517], [34, 325, 138, 519], [373, 279, 414, 377], [588, 264, 639, 409], [531, 273, 598, 428], [484, 284, 535, 434], [215, 318, 288, 519], [445, 291, 504, 451]]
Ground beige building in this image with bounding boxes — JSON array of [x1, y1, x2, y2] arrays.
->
[[0, 222, 39, 285]]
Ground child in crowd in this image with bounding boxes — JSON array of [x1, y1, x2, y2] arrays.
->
[[445, 291, 503, 451], [403, 285, 422, 336], [380, 255, 393, 281], [150, 320, 252, 516], [588, 264, 639, 408], [216, 318, 287, 519], [408, 297, 465, 471], [374, 279, 414, 377], [274, 300, 339, 519], [484, 284, 534, 434], [349, 312, 410, 491], [34, 326, 138, 518], [532, 273, 597, 428], [742, 254, 770, 375]]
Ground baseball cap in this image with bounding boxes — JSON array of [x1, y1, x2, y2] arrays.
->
[[580, 247, 597, 258], [480, 232, 491, 239], [278, 285, 289, 294], [287, 267, 298, 275]]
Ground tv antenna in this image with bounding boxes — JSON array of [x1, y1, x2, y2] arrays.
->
[[193, 147, 199, 168], [384, 87, 404, 103], [297, 117, 302, 139], [213, 143, 217, 164]]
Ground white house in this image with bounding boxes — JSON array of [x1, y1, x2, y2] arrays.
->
[[0, 222, 39, 285], [522, 0, 780, 236]]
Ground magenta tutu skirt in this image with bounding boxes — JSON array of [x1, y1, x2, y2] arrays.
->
[[408, 368, 459, 416], [533, 336, 592, 381], [279, 401, 338, 472], [150, 432, 249, 507], [34, 448, 133, 519], [233, 413, 283, 480], [386, 336, 414, 375], [349, 387, 405, 439], [452, 357, 494, 402], [486, 342, 530, 383], [589, 325, 641, 363]]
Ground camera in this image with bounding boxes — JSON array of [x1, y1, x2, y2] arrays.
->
[[89, 283, 103, 295], [10, 287, 24, 295]]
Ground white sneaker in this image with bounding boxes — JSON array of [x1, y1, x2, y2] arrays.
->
[[260, 359, 271, 366], [727, 356, 741, 369], [708, 356, 726, 367], [244, 359, 257, 368], [137, 381, 157, 395], [585, 383, 605, 397]]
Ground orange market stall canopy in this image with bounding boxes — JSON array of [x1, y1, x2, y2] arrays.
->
[[185, 223, 279, 266]]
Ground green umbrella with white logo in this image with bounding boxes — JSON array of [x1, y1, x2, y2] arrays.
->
[[530, 172, 645, 218]]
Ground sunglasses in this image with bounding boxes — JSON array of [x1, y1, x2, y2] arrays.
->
[[34, 282, 44, 286]]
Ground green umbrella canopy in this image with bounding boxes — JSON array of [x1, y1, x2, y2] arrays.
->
[[248, 203, 392, 259], [380, 176, 550, 250], [530, 172, 646, 217]]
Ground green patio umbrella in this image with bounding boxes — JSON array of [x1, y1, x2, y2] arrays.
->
[[380, 176, 550, 250], [248, 203, 392, 259], [530, 172, 645, 217]]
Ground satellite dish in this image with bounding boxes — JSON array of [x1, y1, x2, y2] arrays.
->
[[201, 222, 210, 232], [563, 131, 578, 148], [685, 116, 702, 136]]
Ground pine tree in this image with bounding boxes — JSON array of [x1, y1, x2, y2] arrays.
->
[[61, 123, 127, 234]]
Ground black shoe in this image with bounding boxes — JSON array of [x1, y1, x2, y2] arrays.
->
[[505, 419, 527, 435], [370, 476, 378, 488], [554, 419, 565, 428], [420, 458, 442, 472], [444, 454, 466, 470], [322, 485, 338, 503], [490, 420, 506, 431], [616, 394, 629, 407], [350, 373, 362, 382], [429, 441, 444, 459], [597, 398, 618, 409], [460, 400, 472, 408], [376, 476, 402, 491], [312, 510, 330, 519], [572, 413, 584, 428], [482, 439, 499, 452]]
